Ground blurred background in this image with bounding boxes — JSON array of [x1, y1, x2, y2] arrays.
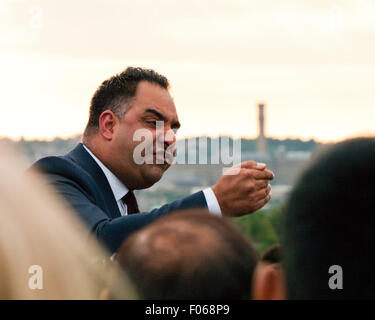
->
[[1, 0, 374, 252]]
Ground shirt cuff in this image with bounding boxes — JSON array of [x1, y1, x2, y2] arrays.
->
[[202, 188, 222, 216]]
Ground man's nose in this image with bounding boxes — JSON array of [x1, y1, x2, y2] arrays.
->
[[155, 129, 175, 149], [158, 129, 176, 146], [165, 129, 176, 146]]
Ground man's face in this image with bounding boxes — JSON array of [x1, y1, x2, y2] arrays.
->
[[110, 81, 180, 189]]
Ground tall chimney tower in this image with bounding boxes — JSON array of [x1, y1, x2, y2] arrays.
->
[[257, 103, 267, 154]]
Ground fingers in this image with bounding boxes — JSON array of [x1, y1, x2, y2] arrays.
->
[[243, 168, 274, 180], [252, 194, 272, 212], [254, 180, 269, 190], [253, 184, 271, 201]]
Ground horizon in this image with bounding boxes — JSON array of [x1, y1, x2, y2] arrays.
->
[[2, 131, 368, 145]]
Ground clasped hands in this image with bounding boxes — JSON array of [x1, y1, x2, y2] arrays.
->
[[212, 161, 274, 217]]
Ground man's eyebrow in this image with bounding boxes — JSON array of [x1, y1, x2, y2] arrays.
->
[[145, 108, 181, 129], [144, 109, 167, 122]]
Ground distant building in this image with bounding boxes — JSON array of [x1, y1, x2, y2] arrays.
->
[[257, 103, 267, 155]]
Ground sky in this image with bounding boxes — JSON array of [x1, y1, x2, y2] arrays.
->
[[0, 0, 374, 142]]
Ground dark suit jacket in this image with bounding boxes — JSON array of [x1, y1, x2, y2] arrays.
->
[[30, 143, 207, 253]]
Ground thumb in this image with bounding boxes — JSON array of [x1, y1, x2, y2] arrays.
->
[[240, 161, 267, 170]]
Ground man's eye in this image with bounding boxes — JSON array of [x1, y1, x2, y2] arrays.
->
[[147, 121, 157, 126]]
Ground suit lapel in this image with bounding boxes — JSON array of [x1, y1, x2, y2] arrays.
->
[[66, 143, 122, 219]]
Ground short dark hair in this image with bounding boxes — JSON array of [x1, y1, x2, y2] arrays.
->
[[282, 137, 375, 299], [116, 210, 259, 299], [84, 67, 169, 137], [261, 244, 282, 264]]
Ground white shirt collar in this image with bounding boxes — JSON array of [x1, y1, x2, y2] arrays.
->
[[83, 144, 129, 201]]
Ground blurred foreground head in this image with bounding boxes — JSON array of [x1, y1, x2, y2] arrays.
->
[[116, 209, 258, 299], [261, 244, 282, 265], [252, 244, 284, 300], [0, 144, 135, 299], [283, 137, 375, 299]]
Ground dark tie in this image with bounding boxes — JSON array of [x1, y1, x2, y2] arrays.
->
[[122, 191, 140, 215]]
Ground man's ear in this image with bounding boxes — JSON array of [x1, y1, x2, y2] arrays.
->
[[98, 110, 119, 141], [252, 262, 286, 300]]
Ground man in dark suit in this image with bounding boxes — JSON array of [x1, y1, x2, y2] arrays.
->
[[31, 67, 274, 253]]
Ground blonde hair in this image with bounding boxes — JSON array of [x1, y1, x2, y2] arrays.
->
[[0, 143, 136, 299]]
